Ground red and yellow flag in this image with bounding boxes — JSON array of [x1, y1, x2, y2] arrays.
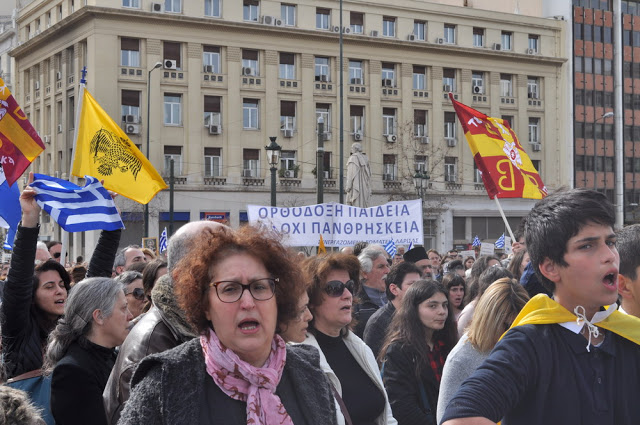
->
[[450, 94, 547, 200], [0, 77, 46, 186]]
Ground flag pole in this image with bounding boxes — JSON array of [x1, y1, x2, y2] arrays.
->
[[493, 196, 516, 242]]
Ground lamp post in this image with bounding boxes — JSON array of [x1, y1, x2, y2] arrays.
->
[[144, 61, 163, 238], [265, 136, 282, 207], [413, 171, 430, 199]]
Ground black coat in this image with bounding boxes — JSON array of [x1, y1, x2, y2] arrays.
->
[[51, 337, 117, 425], [353, 285, 381, 338]]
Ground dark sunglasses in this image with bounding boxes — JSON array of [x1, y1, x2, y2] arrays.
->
[[324, 280, 355, 297], [125, 287, 146, 301]]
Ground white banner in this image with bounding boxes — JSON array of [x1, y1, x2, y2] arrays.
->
[[247, 200, 424, 247]]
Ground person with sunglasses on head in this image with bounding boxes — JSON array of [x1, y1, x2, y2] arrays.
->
[[119, 225, 338, 425], [115, 271, 146, 320], [299, 253, 397, 425]]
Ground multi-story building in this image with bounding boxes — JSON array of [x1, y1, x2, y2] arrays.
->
[[0, 9, 18, 91], [10, 0, 567, 257]]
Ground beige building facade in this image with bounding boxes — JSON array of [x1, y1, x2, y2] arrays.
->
[[10, 0, 567, 257]]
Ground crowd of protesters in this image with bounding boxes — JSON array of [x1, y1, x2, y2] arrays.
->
[[1, 180, 640, 424]]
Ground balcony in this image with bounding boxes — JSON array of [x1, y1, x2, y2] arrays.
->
[[204, 176, 227, 185]]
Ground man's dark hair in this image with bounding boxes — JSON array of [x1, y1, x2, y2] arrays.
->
[[616, 224, 640, 281], [477, 266, 513, 299], [385, 262, 421, 300], [46, 240, 61, 250], [525, 188, 615, 293], [514, 217, 527, 243]]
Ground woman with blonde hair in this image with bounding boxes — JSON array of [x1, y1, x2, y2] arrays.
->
[[436, 278, 529, 423]]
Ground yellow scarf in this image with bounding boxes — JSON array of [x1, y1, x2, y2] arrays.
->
[[501, 294, 640, 345]]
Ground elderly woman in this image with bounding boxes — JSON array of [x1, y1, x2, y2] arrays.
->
[[119, 226, 337, 425], [354, 246, 391, 337], [301, 253, 397, 425], [45, 277, 133, 425]]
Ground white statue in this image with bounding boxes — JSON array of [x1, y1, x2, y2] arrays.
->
[[346, 142, 372, 208]]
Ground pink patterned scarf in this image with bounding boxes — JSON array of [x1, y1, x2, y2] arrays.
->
[[200, 329, 294, 425]]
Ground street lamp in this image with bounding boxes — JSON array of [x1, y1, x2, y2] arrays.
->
[[144, 61, 163, 238], [413, 171, 430, 199], [265, 136, 282, 207]]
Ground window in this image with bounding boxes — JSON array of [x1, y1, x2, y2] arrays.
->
[[527, 77, 539, 99], [316, 8, 330, 30], [121, 90, 140, 122], [163, 41, 181, 69], [473, 162, 482, 183], [164, 0, 181, 13], [350, 12, 363, 34], [243, 0, 259, 21], [413, 65, 426, 90], [443, 68, 456, 92], [444, 157, 457, 182], [280, 101, 296, 130], [383, 107, 396, 135], [120, 38, 140, 67], [528, 34, 539, 52], [243, 149, 260, 177], [500, 73, 513, 97], [473, 27, 484, 47], [528, 117, 540, 143], [349, 60, 363, 84], [205, 0, 220, 17], [204, 95, 221, 127], [316, 103, 331, 133], [243, 99, 259, 129], [531, 160, 541, 176], [414, 21, 426, 40], [350, 105, 364, 134], [501, 115, 514, 128], [280, 151, 297, 175], [444, 112, 456, 140], [123, 0, 140, 7], [203, 46, 220, 73], [163, 94, 181, 125], [444, 24, 456, 44], [415, 155, 428, 173], [383, 16, 396, 37], [164, 146, 182, 175], [472, 71, 484, 94], [279, 52, 295, 79], [204, 147, 222, 177], [382, 62, 395, 86], [501, 31, 513, 50], [383, 155, 397, 180], [414, 110, 427, 137], [242, 49, 258, 76], [315, 57, 330, 82], [281, 4, 295, 26]]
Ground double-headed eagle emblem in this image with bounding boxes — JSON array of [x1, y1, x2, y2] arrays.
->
[[89, 128, 142, 180]]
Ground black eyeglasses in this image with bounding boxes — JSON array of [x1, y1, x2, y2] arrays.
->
[[125, 287, 146, 301], [324, 280, 355, 297], [210, 278, 278, 303]]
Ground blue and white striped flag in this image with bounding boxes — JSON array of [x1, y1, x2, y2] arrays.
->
[[472, 235, 481, 247], [0, 168, 21, 250], [495, 233, 505, 249], [30, 174, 124, 232], [159, 227, 168, 253], [384, 239, 397, 257]]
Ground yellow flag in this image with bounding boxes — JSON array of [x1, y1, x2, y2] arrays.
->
[[72, 89, 167, 204], [318, 234, 326, 254]]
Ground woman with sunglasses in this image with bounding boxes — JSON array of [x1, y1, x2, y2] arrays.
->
[[119, 225, 338, 425], [115, 271, 146, 319], [300, 253, 397, 425]]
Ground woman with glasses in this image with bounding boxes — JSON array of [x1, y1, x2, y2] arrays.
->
[[115, 271, 146, 319], [300, 253, 397, 425], [119, 226, 338, 425]]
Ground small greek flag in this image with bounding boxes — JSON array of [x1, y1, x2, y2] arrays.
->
[[30, 174, 124, 232], [159, 227, 168, 253], [407, 241, 414, 251], [495, 233, 505, 249], [384, 239, 397, 257], [472, 235, 481, 247]]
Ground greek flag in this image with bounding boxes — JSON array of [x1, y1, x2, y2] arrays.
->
[[407, 241, 414, 251], [472, 235, 481, 247], [159, 227, 168, 253], [384, 239, 397, 257], [495, 233, 505, 249], [0, 168, 21, 250], [30, 174, 124, 232]]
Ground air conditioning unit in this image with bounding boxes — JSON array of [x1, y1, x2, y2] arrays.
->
[[125, 115, 138, 123], [342, 27, 351, 34], [56, 71, 62, 81], [532, 143, 541, 151], [261, 15, 276, 25], [386, 134, 397, 143], [370, 30, 379, 37], [473, 85, 482, 94], [436, 37, 444, 44], [354, 132, 363, 141], [243, 169, 254, 177], [446, 138, 457, 147], [407, 34, 416, 41], [383, 173, 392, 181], [283, 170, 295, 178], [526, 48, 536, 54], [382, 78, 393, 87], [350, 77, 362, 85], [492, 43, 502, 51], [332, 26, 341, 33], [417, 136, 429, 144], [208, 124, 221, 135], [125, 124, 140, 134], [274, 19, 283, 26], [203, 65, 214, 73], [43, 135, 51, 144], [34, 81, 40, 90], [316, 74, 328, 82], [443, 84, 452, 92], [151, 2, 164, 12], [164, 59, 177, 70], [242, 67, 255, 76], [282, 129, 294, 138], [57, 124, 62, 133]]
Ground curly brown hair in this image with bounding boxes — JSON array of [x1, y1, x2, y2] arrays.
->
[[173, 225, 305, 334], [303, 253, 361, 337]]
